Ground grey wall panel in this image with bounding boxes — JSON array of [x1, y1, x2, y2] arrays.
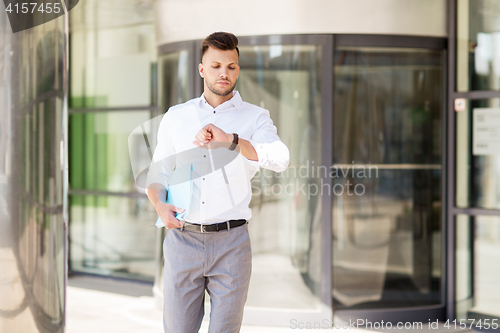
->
[[0, 7, 68, 333]]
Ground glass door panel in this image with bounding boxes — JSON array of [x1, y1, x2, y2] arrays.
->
[[456, 215, 500, 322], [70, 195, 157, 279], [456, 98, 500, 209], [333, 47, 444, 309], [237, 44, 323, 311], [69, 110, 157, 279]]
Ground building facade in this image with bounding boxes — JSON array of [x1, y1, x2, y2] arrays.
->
[[67, 0, 500, 327], [2, 0, 500, 331]]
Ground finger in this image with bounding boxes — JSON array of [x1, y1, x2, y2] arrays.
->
[[196, 131, 211, 145], [201, 127, 211, 137], [193, 141, 208, 148], [195, 131, 205, 142], [194, 136, 206, 146], [162, 217, 176, 229], [165, 217, 181, 229], [174, 207, 185, 213], [201, 130, 211, 139]]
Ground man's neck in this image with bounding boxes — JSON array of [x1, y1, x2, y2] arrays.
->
[[204, 90, 234, 108]]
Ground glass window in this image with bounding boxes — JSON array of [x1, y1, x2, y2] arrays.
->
[[333, 47, 444, 309], [70, 24, 156, 108], [69, 195, 158, 279], [153, 48, 193, 296], [456, 98, 500, 209], [237, 44, 323, 310], [456, 215, 500, 321], [457, 0, 500, 91], [2, 19, 67, 328], [67, 0, 160, 282], [69, 110, 152, 193], [158, 50, 191, 112], [68, 110, 156, 279]]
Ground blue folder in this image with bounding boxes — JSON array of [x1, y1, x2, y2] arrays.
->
[[156, 164, 193, 228]]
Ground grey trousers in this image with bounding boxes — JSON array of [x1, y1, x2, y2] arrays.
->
[[163, 223, 252, 333]]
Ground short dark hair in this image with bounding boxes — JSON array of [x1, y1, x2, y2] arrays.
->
[[201, 32, 239, 60]]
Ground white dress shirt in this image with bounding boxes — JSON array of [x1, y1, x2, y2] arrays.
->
[[146, 91, 290, 224]]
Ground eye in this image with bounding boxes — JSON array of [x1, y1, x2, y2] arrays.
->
[[212, 65, 220, 68]]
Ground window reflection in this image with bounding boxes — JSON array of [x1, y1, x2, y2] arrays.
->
[[69, 111, 152, 193], [456, 98, 500, 209], [333, 47, 443, 309], [457, 0, 500, 91], [238, 45, 323, 310], [70, 23, 156, 108], [0, 19, 67, 330], [68, 110, 157, 279], [456, 215, 500, 321], [158, 51, 191, 111], [154, 49, 192, 301], [69, 195, 157, 279], [68, 1, 158, 281]]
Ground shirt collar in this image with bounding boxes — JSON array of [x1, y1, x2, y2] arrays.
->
[[198, 90, 243, 111]]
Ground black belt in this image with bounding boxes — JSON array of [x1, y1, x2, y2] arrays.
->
[[182, 219, 247, 233]]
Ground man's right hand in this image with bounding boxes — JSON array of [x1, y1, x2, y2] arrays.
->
[[156, 202, 185, 229]]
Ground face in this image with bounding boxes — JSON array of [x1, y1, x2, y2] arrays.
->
[[199, 46, 240, 97]]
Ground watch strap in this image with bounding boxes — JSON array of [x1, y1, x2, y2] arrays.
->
[[228, 133, 239, 151]]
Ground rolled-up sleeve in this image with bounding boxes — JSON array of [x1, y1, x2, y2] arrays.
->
[[145, 112, 176, 192], [248, 110, 290, 173]]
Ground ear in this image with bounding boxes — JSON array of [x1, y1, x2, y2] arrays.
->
[[198, 63, 204, 78]]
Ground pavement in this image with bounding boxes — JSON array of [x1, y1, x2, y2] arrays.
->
[[66, 275, 475, 333]]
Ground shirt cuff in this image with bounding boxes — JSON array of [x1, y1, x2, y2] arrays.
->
[[248, 139, 289, 173]]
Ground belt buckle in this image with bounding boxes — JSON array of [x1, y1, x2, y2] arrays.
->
[[200, 224, 206, 233]]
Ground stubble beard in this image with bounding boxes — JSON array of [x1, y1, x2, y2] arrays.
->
[[206, 79, 237, 97]]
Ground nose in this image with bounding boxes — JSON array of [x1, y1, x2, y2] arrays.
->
[[219, 68, 229, 79]]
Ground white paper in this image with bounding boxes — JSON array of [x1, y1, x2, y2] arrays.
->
[[473, 108, 500, 155]]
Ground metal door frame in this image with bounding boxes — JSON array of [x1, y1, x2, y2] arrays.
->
[[332, 34, 448, 325], [446, 0, 500, 322]]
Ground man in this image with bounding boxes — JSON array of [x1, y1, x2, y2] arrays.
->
[[145, 32, 289, 333]]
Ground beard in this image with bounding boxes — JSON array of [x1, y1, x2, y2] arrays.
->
[[206, 79, 236, 97]]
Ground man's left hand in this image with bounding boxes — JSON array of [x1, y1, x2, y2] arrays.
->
[[193, 123, 232, 148]]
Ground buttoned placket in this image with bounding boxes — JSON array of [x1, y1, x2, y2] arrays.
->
[[197, 94, 241, 222], [199, 101, 219, 221]]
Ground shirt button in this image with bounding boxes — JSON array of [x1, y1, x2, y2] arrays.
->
[[203, 155, 206, 157], [213, 111, 215, 113], [202, 202, 205, 204], [203, 178, 205, 180]]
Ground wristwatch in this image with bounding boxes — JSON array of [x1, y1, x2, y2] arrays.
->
[[228, 133, 239, 151]]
